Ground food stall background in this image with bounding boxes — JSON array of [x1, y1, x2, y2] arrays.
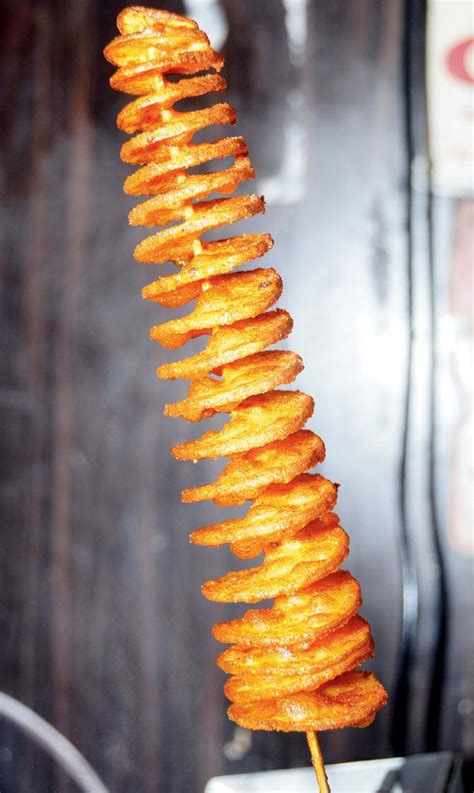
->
[[0, 0, 472, 791]]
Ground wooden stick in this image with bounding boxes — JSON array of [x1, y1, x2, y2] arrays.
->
[[306, 731, 331, 792]]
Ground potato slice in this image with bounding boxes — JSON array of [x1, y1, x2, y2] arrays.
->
[[143, 234, 273, 307], [125, 137, 247, 194], [105, 29, 210, 68], [218, 616, 371, 677], [174, 390, 313, 460], [165, 348, 300, 421], [118, 75, 227, 134], [117, 7, 199, 36], [225, 640, 373, 703], [150, 269, 281, 349], [202, 519, 349, 603], [111, 52, 224, 95], [134, 194, 264, 264], [191, 476, 337, 555], [212, 570, 361, 648], [157, 309, 292, 381], [228, 671, 388, 731], [129, 155, 255, 227], [121, 103, 235, 164], [182, 430, 325, 506]]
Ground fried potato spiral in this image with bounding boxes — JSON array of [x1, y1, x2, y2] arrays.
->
[[105, 5, 387, 734]]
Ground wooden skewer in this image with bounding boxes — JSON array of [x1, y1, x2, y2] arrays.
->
[[306, 731, 331, 793]]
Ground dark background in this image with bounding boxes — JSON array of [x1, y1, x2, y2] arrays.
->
[[1, 0, 472, 791]]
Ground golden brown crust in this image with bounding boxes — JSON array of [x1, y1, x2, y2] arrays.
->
[[228, 671, 388, 732], [201, 520, 349, 603], [190, 477, 338, 556], [117, 7, 199, 36], [212, 571, 362, 648], [134, 195, 265, 264], [121, 104, 236, 164], [165, 348, 300, 422], [129, 155, 255, 227], [181, 430, 325, 506], [173, 391, 314, 461], [157, 309, 292, 381], [126, 137, 248, 195], [117, 75, 228, 134], [150, 269, 281, 349], [224, 644, 374, 703], [218, 616, 371, 677]]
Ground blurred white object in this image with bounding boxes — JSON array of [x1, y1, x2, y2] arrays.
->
[[184, 1, 228, 51], [205, 752, 464, 793], [427, 0, 474, 196], [205, 758, 404, 793]]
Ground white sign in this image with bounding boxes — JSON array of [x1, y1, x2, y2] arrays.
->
[[427, 0, 474, 196]]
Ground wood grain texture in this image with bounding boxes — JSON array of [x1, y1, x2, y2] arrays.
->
[[0, 1, 470, 791]]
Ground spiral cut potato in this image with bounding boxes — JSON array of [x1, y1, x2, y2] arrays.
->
[[105, 5, 387, 737]]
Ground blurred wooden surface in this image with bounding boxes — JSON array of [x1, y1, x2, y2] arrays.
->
[[0, 1, 472, 792]]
